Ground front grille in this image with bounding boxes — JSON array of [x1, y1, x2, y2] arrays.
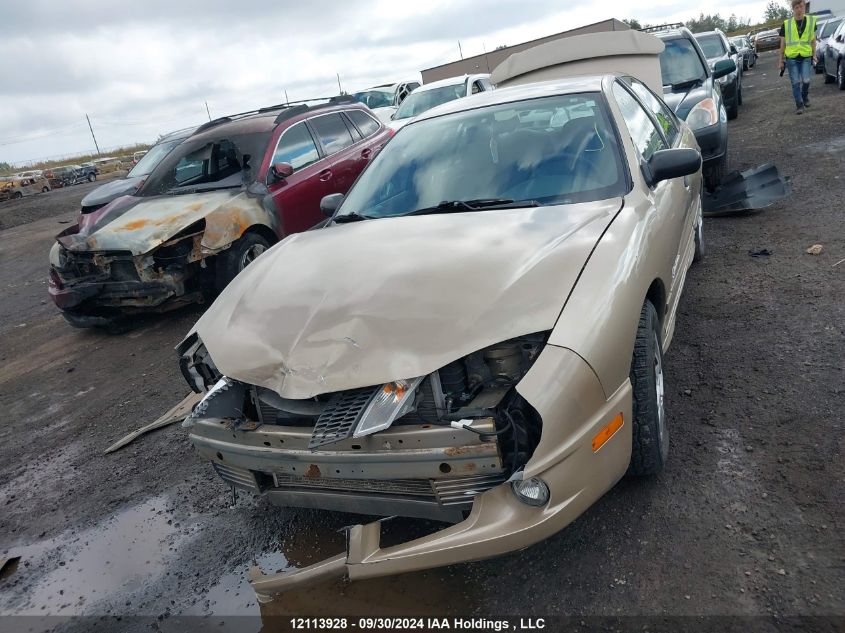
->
[[270, 472, 506, 507], [212, 462, 260, 492], [273, 473, 436, 498], [432, 474, 508, 506], [309, 387, 375, 449]]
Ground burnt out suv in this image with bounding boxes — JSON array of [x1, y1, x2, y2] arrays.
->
[[49, 98, 392, 328]]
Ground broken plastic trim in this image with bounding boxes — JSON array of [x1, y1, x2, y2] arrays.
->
[[702, 163, 792, 216]]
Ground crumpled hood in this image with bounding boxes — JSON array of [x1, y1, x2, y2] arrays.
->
[[58, 189, 246, 255], [80, 176, 145, 209], [191, 199, 623, 399]]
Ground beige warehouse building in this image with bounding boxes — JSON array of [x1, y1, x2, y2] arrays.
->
[[420, 18, 631, 84]]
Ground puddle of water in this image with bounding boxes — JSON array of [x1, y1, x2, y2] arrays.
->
[[0, 495, 195, 615], [805, 136, 845, 154], [189, 552, 286, 616]]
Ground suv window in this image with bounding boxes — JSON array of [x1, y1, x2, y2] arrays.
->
[[613, 83, 666, 162], [309, 114, 355, 157], [272, 122, 320, 171], [626, 78, 680, 146], [822, 18, 843, 37], [696, 34, 727, 58], [346, 109, 381, 138], [659, 37, 709, 86]]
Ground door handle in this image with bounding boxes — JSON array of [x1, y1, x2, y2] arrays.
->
[[683, 175, 691, 189], [319, 169, 332, 182], [361, 148, 372, 159]]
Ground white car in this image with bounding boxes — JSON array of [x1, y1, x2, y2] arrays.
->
[[387, 74, 494, 131], [352, 80, 421, 123]]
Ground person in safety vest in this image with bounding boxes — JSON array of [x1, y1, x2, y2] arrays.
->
[[778, 0, 817, 114]]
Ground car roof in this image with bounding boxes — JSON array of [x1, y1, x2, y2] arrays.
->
[[413, 74, 489, 92], [412, 75, 607, 124]]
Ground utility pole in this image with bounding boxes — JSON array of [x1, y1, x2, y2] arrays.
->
[[205, 101, 212, 121], [458, 41, 464, 59], [285, 89, 290, 105], [85, 114, 101, 156], [482, 43, 491, 73], [336, 73, 343, 95]]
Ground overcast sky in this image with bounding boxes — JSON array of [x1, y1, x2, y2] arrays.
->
[[1, 0, 769, 166]]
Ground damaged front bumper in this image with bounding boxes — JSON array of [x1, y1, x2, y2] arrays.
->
[[48, 234, 204, 323], [195, 345, 633, 599]]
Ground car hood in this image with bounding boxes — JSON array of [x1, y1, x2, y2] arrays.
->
[[80, 176, 145, 208], [371, 106, 398, 124], [190, 198, 623, 399], [662, 81, 711, 120], [58, 189, 249, 255]]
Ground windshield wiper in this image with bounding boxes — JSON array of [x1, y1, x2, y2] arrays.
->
[[333, 212, 372, 223], [668, 77, 704, 91], [404, 198, 539, 216], [165, 183, 240, 196]]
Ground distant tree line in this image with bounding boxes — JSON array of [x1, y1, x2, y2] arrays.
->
[[623, 2, 791, 34]]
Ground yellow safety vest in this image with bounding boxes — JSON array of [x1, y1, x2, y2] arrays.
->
[[784, 15, 817, 58]]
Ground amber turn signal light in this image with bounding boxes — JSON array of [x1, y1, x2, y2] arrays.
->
[[592, 413, 624, 452]]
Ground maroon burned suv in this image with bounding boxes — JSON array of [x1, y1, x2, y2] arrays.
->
[[48, 98, 392, 328]]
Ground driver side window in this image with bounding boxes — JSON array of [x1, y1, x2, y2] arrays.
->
[[272, 122, 320, 171], [612, 83, 666, 163]]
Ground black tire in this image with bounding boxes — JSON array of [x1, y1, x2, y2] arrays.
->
[[743, 59, 748, 71], [41, 186, 50, 193], [838, 59, 845, 90], [627, 300, 668, 477], [87, 173, 96, 182], [214, 232, 271, 292], [824, 65, 835, 83], [693, 194, 705, 263], [12, 191, 22, 199], [726, 90, 739, 120], [703, 152, 727, 192], [737, 85, 743, 106]]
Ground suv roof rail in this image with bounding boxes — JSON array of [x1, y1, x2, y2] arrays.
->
[[640, 23, 686, 34], [191, 95, 360, 135]]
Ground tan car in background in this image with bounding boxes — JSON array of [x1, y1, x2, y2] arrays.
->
[[177, 33, 703, 598], [0, 176, 51, 200]]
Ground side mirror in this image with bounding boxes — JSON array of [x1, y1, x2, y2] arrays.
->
[[645, 148, 701, 186], [271, 162, 294, 180], [320, 193, 344, 217], [712, 58, 737, 79]]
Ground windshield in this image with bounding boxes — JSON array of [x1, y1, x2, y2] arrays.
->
[[127, 139, 182, 177], [730, 37, 745, 48], [659, 37, 709, 86], [696, 34, 727, 59], [394, 83, 468, 120], [353, 89, 394, 109], [822, 18, 843, 37], [337, 93, 625, 219], [138, 131, 270, 196]]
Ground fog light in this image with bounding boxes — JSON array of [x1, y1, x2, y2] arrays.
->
[[511, 477, 550, 507]]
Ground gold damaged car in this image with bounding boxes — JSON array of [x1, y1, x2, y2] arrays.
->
[[178, 67, 704, 598]]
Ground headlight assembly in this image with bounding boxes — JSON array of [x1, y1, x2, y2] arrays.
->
[[686, 98, 720, 130]]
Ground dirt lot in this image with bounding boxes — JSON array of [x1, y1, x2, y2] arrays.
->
[[0, 51, 842, 631]]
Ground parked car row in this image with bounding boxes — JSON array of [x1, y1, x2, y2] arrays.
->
[[821, 18, 845, 89]]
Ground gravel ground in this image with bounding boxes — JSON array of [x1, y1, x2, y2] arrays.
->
[[0, 51, 842, 631]]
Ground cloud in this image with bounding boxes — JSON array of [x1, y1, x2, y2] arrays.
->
[[1, 0, 769, 164]]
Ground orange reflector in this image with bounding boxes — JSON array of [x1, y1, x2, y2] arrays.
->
[[592, 413, 624, 452]]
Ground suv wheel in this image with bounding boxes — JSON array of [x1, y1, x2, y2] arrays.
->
[[87, 173, 96, 182], [704, 153, 727, 192], [737, 85, 743, 106], [824, 63, 836, 83], [12, 191, 23, 199], [214, 232, 271, 292], [627, 300, 668, 476], [838, 59, 845, 90], [726, 89, 739, 119]]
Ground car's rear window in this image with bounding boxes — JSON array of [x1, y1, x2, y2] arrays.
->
[[659, 37, 709, 86], [338, 92, 626, 218], [696, 34, 727, 59], [822, 18, 843, 37]]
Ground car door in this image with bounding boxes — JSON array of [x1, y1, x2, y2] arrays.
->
[[612, 80, 690, 320], [307, 112, 362, 195], [266, 120, 332, 236]]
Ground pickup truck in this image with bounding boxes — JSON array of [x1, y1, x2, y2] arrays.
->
[[46, 164, 97, 188]]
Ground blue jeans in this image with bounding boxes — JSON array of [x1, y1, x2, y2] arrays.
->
[[786, 57, 812, 106]]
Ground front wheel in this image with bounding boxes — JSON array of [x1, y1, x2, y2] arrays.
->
[[214, 232, 271, 292], [838, 59, 845, 90], [726, 89, 739, 119], [704, 152, 727, 192], [87, 173, 96, 182], [627, 300, 668, 476], [41, 186, 50, 193], [12, 191, 23, 199]]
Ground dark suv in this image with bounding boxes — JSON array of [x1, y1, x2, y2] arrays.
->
[[694, 29, 743, 120], [651, 25, 736, 190], [49, 99, 392, 328]]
